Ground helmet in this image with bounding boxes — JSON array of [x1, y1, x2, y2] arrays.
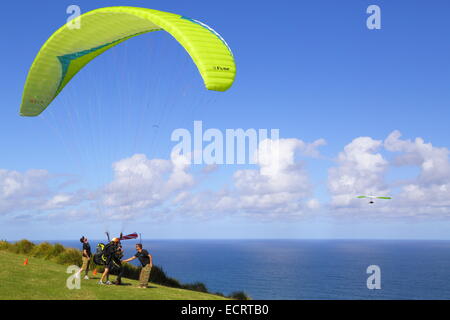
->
[[112, 238, 120, 243]]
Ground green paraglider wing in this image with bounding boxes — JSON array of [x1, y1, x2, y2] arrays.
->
[[376, 197, 392, 199], [356, 196, 368, 198], [20, 6, 236, 116]]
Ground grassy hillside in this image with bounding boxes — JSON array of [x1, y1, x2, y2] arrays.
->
[[0, 250, 227, 300]]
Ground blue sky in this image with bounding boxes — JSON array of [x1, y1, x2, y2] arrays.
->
[[1, 0, 450, 240]]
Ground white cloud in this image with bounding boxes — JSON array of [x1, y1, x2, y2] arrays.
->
[[328, 131, 450, 218], [99, 153, 194, 219], [175, 138, 324, 217], [385, 130, 450, 185], [44, 194, 74, 209], [4, 131, 449, 222], [0, 169, 88, 218], [328, 136, 389, 208], [0, 169, 51, 215], [383, 131, 450, 215]]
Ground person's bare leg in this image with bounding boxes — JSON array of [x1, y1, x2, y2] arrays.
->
[[100, 268, 109, 283]]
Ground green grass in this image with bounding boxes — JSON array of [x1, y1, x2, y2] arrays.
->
[[0, 251, 228, 300]]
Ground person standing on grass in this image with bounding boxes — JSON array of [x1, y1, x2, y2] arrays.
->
[[122, 244, 153, 288], [112, 243, 126, 285], [79, 236, 91, 280], [99, 237, 120, 285]]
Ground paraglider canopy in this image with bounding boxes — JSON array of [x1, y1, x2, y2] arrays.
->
[[20, 6, 236, 116]]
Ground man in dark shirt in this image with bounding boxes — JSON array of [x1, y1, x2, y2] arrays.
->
[[79, 236, 91, 280], [99, 238, 120, 285], [122, 244, 153, 288]]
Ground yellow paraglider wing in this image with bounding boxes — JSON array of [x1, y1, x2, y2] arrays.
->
[[20, 6, 236, 116]]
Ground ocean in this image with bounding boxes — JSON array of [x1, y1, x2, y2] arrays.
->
[[55, 239, 450, 299]]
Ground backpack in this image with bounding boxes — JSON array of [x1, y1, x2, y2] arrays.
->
[[93, 243, 107, 265]]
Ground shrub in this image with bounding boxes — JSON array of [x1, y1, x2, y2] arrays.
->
[[55, 248, 82, 266], [228, 291, 251, 300], [13, 239, 35, 254], [49, 243, 65, 258], [31, 242, 54, 258], [182, 282, 209, 293], [0, 240, 10, 251], [149, 265, 182, 288]]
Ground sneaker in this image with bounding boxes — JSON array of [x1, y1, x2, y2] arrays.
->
[[98, 281, 104, 285], [83, 275, 89, 280], [105, 281, 112, 285]]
